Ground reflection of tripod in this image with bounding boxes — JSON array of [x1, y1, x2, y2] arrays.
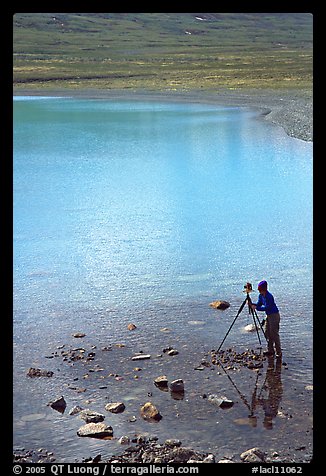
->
[[217, 283, 267, 353]]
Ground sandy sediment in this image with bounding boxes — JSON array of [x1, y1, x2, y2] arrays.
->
[[13, 87, 312, 142]]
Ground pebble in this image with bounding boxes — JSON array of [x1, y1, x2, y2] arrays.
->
[[131, 354, 151, 361]]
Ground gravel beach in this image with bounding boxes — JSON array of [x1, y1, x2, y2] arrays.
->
[[13, 87, 313, 142]]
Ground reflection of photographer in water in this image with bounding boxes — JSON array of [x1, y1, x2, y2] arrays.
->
[[256, 357, 283, 429]]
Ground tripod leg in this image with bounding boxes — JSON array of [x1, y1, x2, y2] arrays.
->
[[253, 309, 267, 341], [216, 297, 247, 353], [250, 308, 262, 346]]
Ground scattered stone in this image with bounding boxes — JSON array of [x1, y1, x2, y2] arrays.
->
[[127, 323, 137, 330], [211, 347, 265, 370], [72, 333, 86, 338], [169, 379, 184, 393], [68, 405, 83, 416], [140, 402, 162, 421], [209, 300, 230, 310], [154, 375, 169, 389], [48, 396, 67, 413], [131, 354, 151, 361], [13, 448, 56, 463], [105, 402, 126, 413], [167, 349, 179, 356], [240, 447, 266, 463], [164, 439, 182, 448], [77, 422, 113, 438], [27, 367, 53, 378], [118, 436, 130, 445], [203, 454, 215, 463], [80, 410, 105, 423], [305, 385, 313, 391], [208, 394, 234, 409], [244, 324, 257, 332], [162, 346, 173, 353]]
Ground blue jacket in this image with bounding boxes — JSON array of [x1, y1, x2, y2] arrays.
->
[[254, 291, 279, 315]]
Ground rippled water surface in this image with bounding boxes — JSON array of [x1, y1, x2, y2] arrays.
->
[[13, 96, 313, 462]]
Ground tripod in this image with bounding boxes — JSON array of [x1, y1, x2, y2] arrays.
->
[[216, 284, 267, 353]]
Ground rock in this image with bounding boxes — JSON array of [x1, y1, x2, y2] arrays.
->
[[244, 324, 257, 332], [203, 454, 215, 463], [72, 333, 86, 338], [169, 379, 184, 393], [68, 405, 83, 416], [118, 436, 130, 445], [48, 396, 67, 413], [105, 402, 126, 413], [240, 447, 266, 463], [170, 447, 200, 463], [27, 367, 53, 378], [140, 402, 162, 421], [207, 394, 234, 408], [165, 439, 182, 448], [154, 376, 168, 388], [247, 361, 263, 369], [167, 349, 179, 356], [77, 422, 113, 438], [127, 323, 137, 330], [131, 354, 151, 361], [218, 458, 235, 463], [305, 385, 313, 391], [209, 300, 230, 310], [79, 410, 105, 423]]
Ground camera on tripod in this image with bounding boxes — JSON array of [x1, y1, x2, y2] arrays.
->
[[243, 282, 253, 293], [216, 281, 267, 353]]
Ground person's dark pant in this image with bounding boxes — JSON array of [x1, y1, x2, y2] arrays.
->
[[265, 312, 281, 355]]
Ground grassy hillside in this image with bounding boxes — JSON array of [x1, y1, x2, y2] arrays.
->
[[13, 13, 313, 91]]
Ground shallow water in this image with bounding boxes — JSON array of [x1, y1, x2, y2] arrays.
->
[[13, 96, 313, 462]]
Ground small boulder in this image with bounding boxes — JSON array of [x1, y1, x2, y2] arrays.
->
[[77, 422, 113, 438], [105, 402, 125, 414], [154, 375, 169, 389], [79, 410, 105, 423], [209, 300, 230, 310], [72, 332, 86, 338], [208, 394, 234, 409], [240, 447, 266, 463], [48, 396, 67, 413], [68, 405, 83, 416], [131, 354, 151, 361], [169, 379, 184, 393], [140, 402, 162, 421], [167, 349, 179, 356], [27, 368, 53, 378], [127, 323, 137, 330]]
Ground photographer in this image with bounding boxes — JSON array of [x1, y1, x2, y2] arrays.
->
[[250, 280, 282, 359]]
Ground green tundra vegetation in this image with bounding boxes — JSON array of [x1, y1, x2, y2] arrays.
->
[[13, 12, 313, 91]]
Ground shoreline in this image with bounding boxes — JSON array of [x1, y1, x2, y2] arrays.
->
[[13, 87, 313, 142]]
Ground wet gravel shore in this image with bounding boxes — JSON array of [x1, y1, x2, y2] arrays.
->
[[13, 87, 313, 142], [13, 337, 313, 464]]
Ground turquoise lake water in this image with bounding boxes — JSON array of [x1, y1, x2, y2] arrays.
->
[[13, 96, 313, 462]]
